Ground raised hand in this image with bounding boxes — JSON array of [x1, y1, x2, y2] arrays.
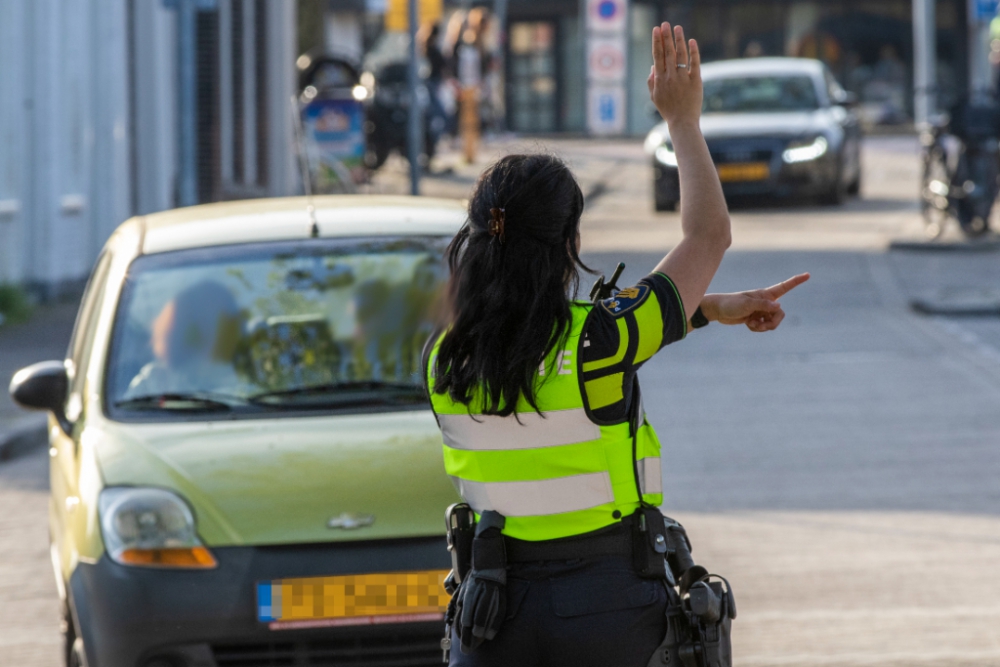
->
[[647, 23, 703, 128], [700, 273, 811, 332]]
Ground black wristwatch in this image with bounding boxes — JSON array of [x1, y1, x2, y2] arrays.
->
[[691, 306, 709, 329]]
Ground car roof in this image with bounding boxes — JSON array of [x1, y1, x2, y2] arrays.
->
[[137, 195, 468, 255], [701, 57, 826, 80]]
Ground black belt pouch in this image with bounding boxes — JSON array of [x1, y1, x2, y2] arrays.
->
[[631, 507, 670, 580]]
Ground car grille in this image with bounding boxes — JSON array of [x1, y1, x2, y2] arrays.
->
[[212, 631, 443, 667]]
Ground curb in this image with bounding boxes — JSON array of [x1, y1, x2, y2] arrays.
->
[[0, 414, 47, 463], [911, 299, 1000, 317], [889, 238, 1000, 252]]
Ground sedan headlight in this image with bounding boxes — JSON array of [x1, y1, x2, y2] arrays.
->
[[782, 136, 829, 164], [644, 128, 668, 154], [98, 487, 217, 568], [654, 144, 678, 167]]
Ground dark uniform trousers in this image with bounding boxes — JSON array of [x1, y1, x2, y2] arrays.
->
[[449, 554, 667, 667]]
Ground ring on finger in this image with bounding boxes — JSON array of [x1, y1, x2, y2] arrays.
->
[[676, 64, 688, 69]]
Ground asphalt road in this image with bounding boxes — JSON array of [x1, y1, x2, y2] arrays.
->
[[2, 136, 1000, 666]]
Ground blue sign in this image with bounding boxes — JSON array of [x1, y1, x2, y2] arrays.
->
[[597, 0, 618, 19], [302, 98, 366, 188], [976, 0, 999, 20], [599, 94, 616, 122]]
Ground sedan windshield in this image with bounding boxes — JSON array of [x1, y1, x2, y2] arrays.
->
[[703, 75, 819, 113], [106, 237, 448, 420]]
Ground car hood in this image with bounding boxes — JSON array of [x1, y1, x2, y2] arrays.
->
[[646, 110, 830, 150], [93, 410, 459, 547]]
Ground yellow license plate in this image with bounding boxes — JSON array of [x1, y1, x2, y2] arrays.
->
[[258, 570, 451, 630], [717, 162, 770, 182]]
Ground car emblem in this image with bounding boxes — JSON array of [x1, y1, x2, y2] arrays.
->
[[327, 512, 376, 530]]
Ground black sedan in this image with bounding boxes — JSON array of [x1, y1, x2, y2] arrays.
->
[[645, 57, 862, 209]]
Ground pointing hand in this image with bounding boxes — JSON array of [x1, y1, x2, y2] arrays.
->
[[699, 273, 811, 332]]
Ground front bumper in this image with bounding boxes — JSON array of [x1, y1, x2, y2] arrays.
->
[[70, 537, 449, 667], [653, 137, 839, 202]]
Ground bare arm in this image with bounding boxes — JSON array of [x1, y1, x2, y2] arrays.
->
[[647, 24, 731, 318]]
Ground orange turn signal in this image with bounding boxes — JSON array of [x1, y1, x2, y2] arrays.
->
[[118, 546, 218, 568]]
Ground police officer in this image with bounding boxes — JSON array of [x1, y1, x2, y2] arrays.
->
[[425, 23, 810, 667]]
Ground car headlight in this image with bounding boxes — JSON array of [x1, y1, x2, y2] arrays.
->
[[644, 128, 668, 154], [654, 144, 678, 167], [782, 136, 829, 164], [98, 487, 217, 568]]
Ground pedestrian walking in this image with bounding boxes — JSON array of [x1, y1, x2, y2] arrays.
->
[[424, 23, 810, 667]]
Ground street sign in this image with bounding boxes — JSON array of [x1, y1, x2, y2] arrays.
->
[[301, 98, 366, 188], [587, 86, 626, 135], [385, 0, 443, 32], [976, 0, 1000, 20], [586, 0, 627, 33], [588, 38, 627, 82]]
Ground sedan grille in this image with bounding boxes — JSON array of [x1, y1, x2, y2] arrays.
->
[[212, 631, 443, 667]]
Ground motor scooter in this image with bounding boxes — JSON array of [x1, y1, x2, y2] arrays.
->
[[363, 62, 439, 170]]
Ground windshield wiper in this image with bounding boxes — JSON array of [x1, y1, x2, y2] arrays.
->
[[114, 392, 245, 412], [248, 381, 427, 407]]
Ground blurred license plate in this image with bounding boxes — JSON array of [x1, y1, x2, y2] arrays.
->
[[717, 162, 770, 182], [257, 570, 451, 630]]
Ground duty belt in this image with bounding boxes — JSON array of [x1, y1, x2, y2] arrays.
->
[[503, 521, 633, 562]]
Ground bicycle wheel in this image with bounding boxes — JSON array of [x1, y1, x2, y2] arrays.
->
[[920, 144, 951, 240]]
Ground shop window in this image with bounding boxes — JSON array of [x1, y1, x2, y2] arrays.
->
[[507, 22, 558, 132]]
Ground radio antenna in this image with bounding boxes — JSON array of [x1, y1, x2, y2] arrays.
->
[[290, 95, 320, 238]]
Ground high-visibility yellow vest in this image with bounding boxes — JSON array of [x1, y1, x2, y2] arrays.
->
[[427, 302, 664, 541]]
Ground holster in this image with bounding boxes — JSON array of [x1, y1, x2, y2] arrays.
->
[[641, 513, 736, 667], [647, 574, 736, 667]]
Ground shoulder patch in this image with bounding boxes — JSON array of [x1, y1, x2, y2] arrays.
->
[[598, 284, 650, 317]]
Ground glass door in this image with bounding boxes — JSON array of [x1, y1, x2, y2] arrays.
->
[[507, 21, 558, 132]]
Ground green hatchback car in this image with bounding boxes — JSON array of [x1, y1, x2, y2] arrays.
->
[[9, 196, 466, 667]]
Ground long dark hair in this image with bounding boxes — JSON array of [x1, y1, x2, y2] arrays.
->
[[432, 154, 590, 416]]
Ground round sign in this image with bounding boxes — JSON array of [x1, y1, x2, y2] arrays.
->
[[597, 0, 617, 18], [589, 44, 625, 79], [588, 0, 626, 30]]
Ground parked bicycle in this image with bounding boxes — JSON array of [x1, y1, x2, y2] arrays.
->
[[920, 94, 1000, 239]]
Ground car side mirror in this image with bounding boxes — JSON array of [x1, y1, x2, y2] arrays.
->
[[9, 360, 71, 434], [833, 90, 858, 108]]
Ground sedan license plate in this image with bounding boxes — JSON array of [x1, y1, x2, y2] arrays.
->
[[257, 570, 451, 630], [717, 162, 770, 182]]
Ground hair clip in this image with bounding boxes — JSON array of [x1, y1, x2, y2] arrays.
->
[[488, 208, 506, 244]]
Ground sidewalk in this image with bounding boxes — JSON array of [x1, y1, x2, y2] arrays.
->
[[366, 134, 646, 203], [0, 301, 77, 460]]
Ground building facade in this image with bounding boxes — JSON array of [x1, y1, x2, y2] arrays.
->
[[490, 0, 970, 136], [0, 0, 298, 298]]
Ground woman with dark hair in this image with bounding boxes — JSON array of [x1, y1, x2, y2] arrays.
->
[[426, 24, 809, 667]]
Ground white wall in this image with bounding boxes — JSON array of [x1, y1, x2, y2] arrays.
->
[[0, 0, 131, 296], [0, 0, 297, 295], [0, 1, 29, 285], [267, 0, 298, 199], [132, 1, 179, 215]]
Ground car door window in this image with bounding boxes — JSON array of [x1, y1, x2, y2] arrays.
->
[[824, 69, 846, 106], [66, 252, 113, 423]]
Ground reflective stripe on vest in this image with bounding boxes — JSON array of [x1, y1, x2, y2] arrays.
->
[[438, 409, 601, 451], [637, 456, 662, 495], [428, 302, 664, 541], [450, 471, 615, 517]]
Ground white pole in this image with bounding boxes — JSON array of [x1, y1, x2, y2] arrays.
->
[[913, 0, 936, 125]]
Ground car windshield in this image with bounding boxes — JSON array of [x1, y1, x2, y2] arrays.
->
[[703, 75, 819, 113], [105, 237, 448, 420]]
